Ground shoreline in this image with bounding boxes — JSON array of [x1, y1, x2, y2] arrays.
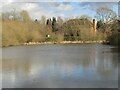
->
[[23, 40, 109, 45], [2, 40, 110, 47]]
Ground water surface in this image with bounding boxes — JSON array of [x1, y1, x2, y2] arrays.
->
[[2, 44, 119, 88]]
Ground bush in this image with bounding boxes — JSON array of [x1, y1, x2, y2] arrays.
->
[[107, 32, 120, 46]]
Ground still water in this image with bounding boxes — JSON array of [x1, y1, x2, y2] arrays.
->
[[2, 44, 119, 88]]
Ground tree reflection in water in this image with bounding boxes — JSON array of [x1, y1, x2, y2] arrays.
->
[[2, 44, 118, 88]]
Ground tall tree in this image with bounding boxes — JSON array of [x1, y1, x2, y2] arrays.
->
[[57, 16, 64, 27], [20, 10, 30, 22], [79, 15, 92, 21], [46, 18, 52, 26], [95, 6, 117, 23], [2, 10, 20, 21], [52, 17, 57, 32], [40, 15, 46, 25], [96, 6, 117, 33]]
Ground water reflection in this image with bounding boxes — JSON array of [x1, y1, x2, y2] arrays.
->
[[2, 44, 118, 88]]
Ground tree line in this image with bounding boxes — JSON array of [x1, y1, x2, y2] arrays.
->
[[1, 6, 120, 47]]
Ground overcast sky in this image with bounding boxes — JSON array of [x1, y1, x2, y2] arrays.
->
[[0, 0, 119, 20]]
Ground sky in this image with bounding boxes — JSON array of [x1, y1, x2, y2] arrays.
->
[[0, 0, 119, 20]]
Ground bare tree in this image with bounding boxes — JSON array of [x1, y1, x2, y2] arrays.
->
[[79, 15, 92, 21], [20, 10, 30, 22], [95, 6, 117, 23], [40, 15, 46, 25], [96, 6, 117, 34], [57, 16, 64, 27]]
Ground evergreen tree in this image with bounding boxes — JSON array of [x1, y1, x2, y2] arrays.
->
[[52, 17, 57, 32]]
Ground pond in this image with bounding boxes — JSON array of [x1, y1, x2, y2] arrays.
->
[[2, 44, 119, 88]]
